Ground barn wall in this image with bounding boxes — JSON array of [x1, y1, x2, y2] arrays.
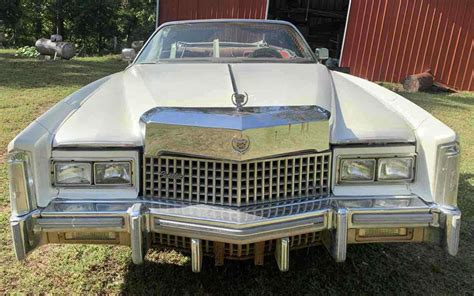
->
[[158, 0, 268, 24], [340, 0, 473, 91]]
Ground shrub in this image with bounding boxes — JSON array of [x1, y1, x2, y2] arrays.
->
[[15, 46, 40, 58]]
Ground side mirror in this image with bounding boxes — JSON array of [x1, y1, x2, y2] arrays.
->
[[121, 48, 136, 64], [315, 48, 329, 62]]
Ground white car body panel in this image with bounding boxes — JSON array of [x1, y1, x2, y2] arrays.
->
[[52, 63, 416, 148]]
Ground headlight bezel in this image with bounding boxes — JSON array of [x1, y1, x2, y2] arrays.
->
[[52, 159, 134, 188], [337, 154, 416, 185]]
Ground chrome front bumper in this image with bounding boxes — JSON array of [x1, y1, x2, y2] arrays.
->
[[10, 195, 461, 272]]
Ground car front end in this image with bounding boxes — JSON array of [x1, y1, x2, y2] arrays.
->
[[8, 106, 461, 272], [8, 20, 462, 272]]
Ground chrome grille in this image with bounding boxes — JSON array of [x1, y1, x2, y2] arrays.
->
[[151, 232, 322, 260], [144, 152, 331, 206]]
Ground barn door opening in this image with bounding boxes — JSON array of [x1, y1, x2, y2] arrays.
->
[[267, 0, 350, 60]]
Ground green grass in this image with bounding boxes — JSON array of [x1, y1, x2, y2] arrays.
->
[[0, 49, 473, 294]]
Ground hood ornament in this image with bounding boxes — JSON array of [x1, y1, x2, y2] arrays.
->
[[231, 92, 248, 111], [232, 135, 250, 154]]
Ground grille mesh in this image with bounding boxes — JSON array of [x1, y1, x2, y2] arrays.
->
[[144, 152, 331, 206], [151, 232, 322, 260]]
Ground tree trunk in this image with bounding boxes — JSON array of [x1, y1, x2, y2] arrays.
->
[[34, 0, 43, 38], [402, 71, 434, 92], [55, 0, 65, 39]]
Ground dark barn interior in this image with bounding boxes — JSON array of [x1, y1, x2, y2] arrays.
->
[[267, 0, 350, 59]]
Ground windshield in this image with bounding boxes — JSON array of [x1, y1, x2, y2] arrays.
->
[[136, 22, 315, 63]]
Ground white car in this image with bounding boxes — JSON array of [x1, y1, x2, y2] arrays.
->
[[8, 20, 461, 272]]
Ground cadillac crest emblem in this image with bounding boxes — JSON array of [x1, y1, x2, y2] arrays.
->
[[231, 92, 248, 111], [232, 135, 250, 154]]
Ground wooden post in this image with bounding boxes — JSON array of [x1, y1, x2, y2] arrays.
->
[[402, 71, 434, 92]]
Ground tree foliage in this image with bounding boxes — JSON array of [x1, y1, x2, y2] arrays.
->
[[0, 0, 156, 55]]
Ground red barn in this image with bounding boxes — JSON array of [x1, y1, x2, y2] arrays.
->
[[156, 0, 473, 91]]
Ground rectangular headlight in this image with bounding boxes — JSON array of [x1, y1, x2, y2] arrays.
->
[[54, 162, 92, 185], [339, 159, 376, 182], [378, 158, 414, 181], [94, 162, 131, 185]]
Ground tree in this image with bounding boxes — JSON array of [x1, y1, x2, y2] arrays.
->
[[0, 0, 157, 54]]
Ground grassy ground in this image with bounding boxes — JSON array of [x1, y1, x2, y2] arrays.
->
[[0, 49, 473, 294]]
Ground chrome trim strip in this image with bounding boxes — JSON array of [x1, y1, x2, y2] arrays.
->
[[339, 0, 352, 66], [141, 106, 330, 131], [265, 0, 270, 20], [37, 217, 124, 232], [352, 213, 434, 226], [149, 206, 329, 230], [136, 19, 319, 64], [153, 216, 325, 244]]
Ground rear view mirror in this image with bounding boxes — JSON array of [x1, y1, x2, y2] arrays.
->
[[121, 48, 136, 64], [315, 48, 329, 62]]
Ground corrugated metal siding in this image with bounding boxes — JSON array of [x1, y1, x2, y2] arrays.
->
[[341, 0, 473, 91], [158, 0, 268, 24]]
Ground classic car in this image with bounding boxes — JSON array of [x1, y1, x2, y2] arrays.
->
[[8, 19, 461, 272]]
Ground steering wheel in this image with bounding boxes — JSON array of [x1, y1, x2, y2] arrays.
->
[[249, 47, 283, 59]]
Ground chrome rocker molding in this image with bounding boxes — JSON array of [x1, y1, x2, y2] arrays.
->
[[10, 195, 461, 272]]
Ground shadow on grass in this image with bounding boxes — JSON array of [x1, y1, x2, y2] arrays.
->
[[118, 173, 474, 295], [458, 173, 474, 217], [402, 92, 473, 113], [118, 222, 474, 295], [439, 94, 474, 106]]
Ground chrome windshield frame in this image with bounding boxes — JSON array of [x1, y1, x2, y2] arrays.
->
[[133, 19, 318, 65]]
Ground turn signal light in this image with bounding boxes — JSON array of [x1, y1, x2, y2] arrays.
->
[[358, 227, 407, 238]]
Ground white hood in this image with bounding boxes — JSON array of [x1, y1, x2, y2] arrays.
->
[[53, 63, 415, 147]]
